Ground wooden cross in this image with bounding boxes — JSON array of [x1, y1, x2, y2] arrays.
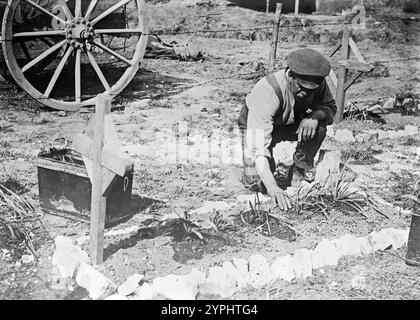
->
[[73, 94, 133, 265], [327, 27, 374, 123]]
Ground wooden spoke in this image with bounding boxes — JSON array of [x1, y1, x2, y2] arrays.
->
[[44, 46, 74, 98], [85, 0, 98, 20], [75, 49, 81, 103], [24, 0, 67, 25], [91, 0, 132, 26], [95, 29, 143, 35], [19, 42, 31, 60], [75, 0, 82, 18], [22, 39, 67, 73], [86, 50, 111, 92], [13, 30, 66, 38], [93, 41, 133, 66], [58, 0, 74, 21]]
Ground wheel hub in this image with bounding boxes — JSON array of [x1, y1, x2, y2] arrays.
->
[[66, 18, 95, 49]]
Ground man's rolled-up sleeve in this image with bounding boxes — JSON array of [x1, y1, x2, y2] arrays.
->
[[309, 80, 337, 126], [245, 84, 278, 165]]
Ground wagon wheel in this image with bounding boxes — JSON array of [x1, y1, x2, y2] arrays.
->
[[1, 0, 149, 111]]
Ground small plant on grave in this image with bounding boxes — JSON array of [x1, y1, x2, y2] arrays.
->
[[292, 182, 330, 220], [343, 102, 386, 124], [208, 210, 236, 233], [156, 210, 207, 243], [0, 183, 40, 256], [239, 193, 299, 239]]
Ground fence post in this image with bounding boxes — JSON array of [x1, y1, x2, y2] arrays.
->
[[294, 0, 300, 16], [334, 28, 351, 123], [269, 3, 283, 73], [89, 94, 111, 265], [266, 0, 270, 13]]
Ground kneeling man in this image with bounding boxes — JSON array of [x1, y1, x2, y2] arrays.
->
[[238, 48, 337, 211]]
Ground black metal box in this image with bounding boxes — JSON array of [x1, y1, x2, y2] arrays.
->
[[37, 149, 133, 227]]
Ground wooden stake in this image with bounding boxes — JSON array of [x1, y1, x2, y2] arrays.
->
[[268, 3, 283, 73], [294, 0, 300, 16], [334, 28, 351, 123], [266, 0, 270, 14], [89, 94, 111, 265]]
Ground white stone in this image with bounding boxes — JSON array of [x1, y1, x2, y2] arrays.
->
[[133, 283, 155, 300], [315, 151, 342, 187], [152, 274, 199, 300], [356, 237, 375, 255], [21, 254, 35, 264], [378, 228, 408, 250], [326, 125, 335, 138], [334, 129, 356, 143], [118, 273, 144, 296], [331, 234, 362, 257], [366, 230, 392, 251], [405, 125, 419, 135], [52, 236, 90, 278], [232, 258, 252, 283], [311, 239, 340, 269], [382, 97, 395, 110], [350, 265, 367, 290], [270, 255, 295, 282], [104, 294, 128, 300], [75, 263, 117, 300], [223, 261, 249, 289], [199, 266, 237, 298], [291, 249, 313, 278], [249, 254, 273, 286]]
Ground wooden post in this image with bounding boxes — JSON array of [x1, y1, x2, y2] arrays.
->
[[266, 0, 270, 14], [89, 94, 111, 265], [334, 28, 351, 123], [294, 0, 300, 16], [269, 3, 283, 73]]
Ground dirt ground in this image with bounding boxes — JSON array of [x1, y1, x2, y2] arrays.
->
[[1, 1, 420, 300]]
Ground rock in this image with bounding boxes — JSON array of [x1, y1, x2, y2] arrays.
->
[[57, 111, 67, 117], [232, 257, 252, 284], [104, 294, 128, 300], [249, 254, 273, 286], [378, 228, 408, 250], [270, 255, 295, 282], [326, 125, 335, 138], [152, 274, 199, 300], [311, 239, 340, 269], [383, 97, 395, 110], [133, 283, 155, 300], [199, 266, 237, 298], [350, 265, 367, 290], [334, 129, 356, 143], [118, 274, 144, 296], [21, 254, 35, 264], [222, 261, 249, 289], [366, 230, 392, 251], [315, 150, 342, 187], [75, 263, 117, 300], [405, 125, 419, 135], [331, 234, 362, 257], [52, 236, 90, 278], [291, 249, 313, 279], [356, 237, 375, 255]]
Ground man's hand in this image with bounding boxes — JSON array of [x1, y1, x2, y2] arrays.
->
[[297, 118, 319, 142], [267, 185, 292, 211]]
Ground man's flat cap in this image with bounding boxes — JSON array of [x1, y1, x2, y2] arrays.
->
[[287, 48, 331, 78]]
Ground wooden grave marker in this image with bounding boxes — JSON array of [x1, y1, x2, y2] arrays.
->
[[73, 94, 133, 265], [327, 27, 374, 123]]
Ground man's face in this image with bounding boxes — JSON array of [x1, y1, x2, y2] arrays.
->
[[287, 70, 320, 99]]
